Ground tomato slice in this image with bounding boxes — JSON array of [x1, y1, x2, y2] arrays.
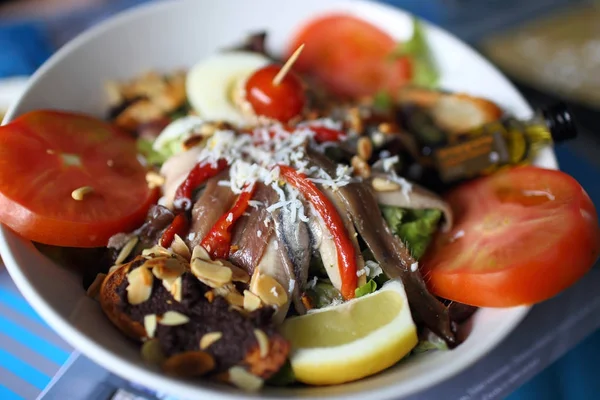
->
[[422, 166, 600, 307], [0, 110, 158, 247], [287, 14, 412, 98]]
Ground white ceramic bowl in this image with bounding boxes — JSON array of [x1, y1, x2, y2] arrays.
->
[[1, 0, 556, 399]]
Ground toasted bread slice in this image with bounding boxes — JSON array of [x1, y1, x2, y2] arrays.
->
[[100, 255, 289, 380], [100, 257, 147, 341], [243, 333, 290, 378]]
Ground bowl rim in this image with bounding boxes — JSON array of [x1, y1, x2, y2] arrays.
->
[[0, 0, 534, 399]]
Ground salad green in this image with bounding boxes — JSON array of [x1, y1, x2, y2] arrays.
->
[[394, 18, 439, 89], [381, 206, 442, 259]]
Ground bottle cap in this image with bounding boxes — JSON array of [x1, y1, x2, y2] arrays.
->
[[541, 102, 577, 142]]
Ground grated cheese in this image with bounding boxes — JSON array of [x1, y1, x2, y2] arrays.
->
[[186, 122, 393, 227], [364, 260, 383, 278], [379, 156, 412, 198], [382, 155, 399, 172], [410, 262, 419, 272], [248, 200, 263, 208]]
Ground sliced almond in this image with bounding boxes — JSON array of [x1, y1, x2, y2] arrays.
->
[[228, 366, 264, 392], [162, 351, 215, 377], [199, 332, 222, 350], [171, 234, 191, 261], [144, 314, 158, 339], [347, 107, 363, 134], [159, 311, 189, 326], [191, 245, 211, 261], [351, 155, 371, 179], [250, 273, 288, 308], [378, 122, 393, 134], [115, 99, 163, 131], [86, 273, 106, 300], [191, 258, 232, 287], [253, 329, 269, 359], [141, 339, 166, 366], [243, 290, 262, 312], [216, 259, 250, 283], [371, 177, 401, 192], [151, 257, 186, 281], [127, 71, 165, 98], [153, 73, 186, 113], [213, 283, 244, 307], [357, 137, 373, 161], [162, 276, 175, 292], [225, 291, 245, 307], [126, 266, 153, 305], [115, 237, 138, 265], [142, 245, 171, 258], [146, 171, 165, 189], [169, 276, 183, 302], [142, 247, 189, 265]]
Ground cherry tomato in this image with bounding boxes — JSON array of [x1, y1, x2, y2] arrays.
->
[[245, 64, 306, 122], [287, 14, 412, 98], [422, 166, 600, 307], [0, 111, 158, 247]]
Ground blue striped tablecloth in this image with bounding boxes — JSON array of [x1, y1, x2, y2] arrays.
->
[[0, 272, 72, 400]]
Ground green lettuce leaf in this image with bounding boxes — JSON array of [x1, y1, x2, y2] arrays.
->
[[306, 281, 343, 309], [395, 17, 439, 88], [355, 279, 378, 298], [372, 91, 393, 112], [411, 329, 448, 355], [137, 137, 183, 166], [169, 100, 191, 120], [381, 206, 442, 259], [137, 138, 170, 165], [267, 359, 296, 386]]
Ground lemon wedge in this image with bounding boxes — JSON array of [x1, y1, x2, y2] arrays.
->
[[279, 280, 418, 385]]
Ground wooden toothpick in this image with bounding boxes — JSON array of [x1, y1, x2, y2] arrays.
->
[[272, 43, 305, 86]]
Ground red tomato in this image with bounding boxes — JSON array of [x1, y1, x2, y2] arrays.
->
[[422, 166, 600, 307], [245, 64, 306, 122], [287, 14, 412, 98], [0, 111, 158, 247]]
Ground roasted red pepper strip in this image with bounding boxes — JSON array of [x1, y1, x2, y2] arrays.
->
[[174, 159, 228, 211], [160, 213, 189, 248], [279, 165, 357, 299], [201, 183, 257, 259], [308, 126, 345, 143]]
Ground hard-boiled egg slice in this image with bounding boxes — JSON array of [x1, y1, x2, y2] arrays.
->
[[186, 52, 270, 126], [152, 115, 205, 153]]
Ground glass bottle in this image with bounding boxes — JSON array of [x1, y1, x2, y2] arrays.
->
[[430, 102, 577, 183]]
